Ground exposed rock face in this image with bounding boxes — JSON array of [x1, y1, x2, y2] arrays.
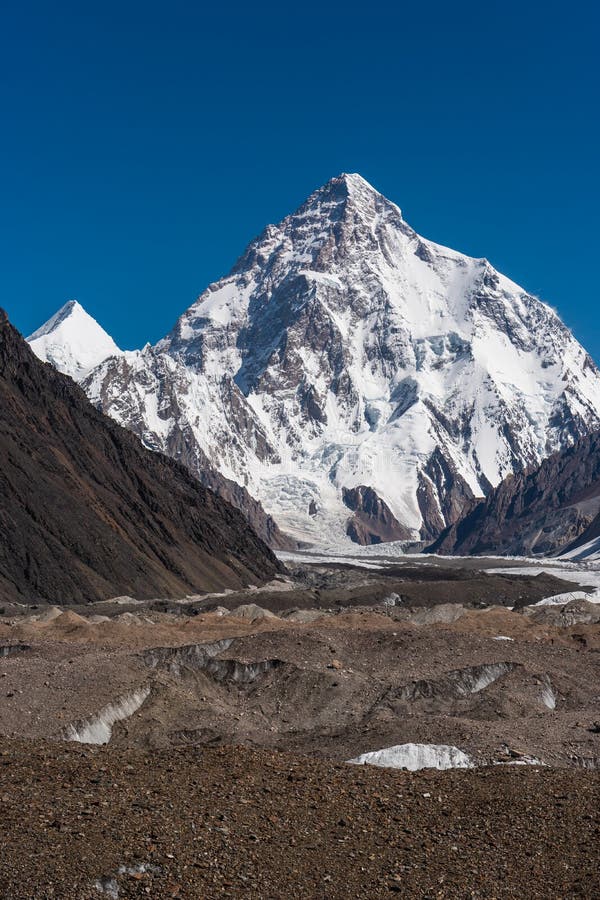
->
[[81, 347, 293, 549], [342, 486, 412, 545], [429, 430, 600, 557], [561, 504, 600, 560], [31, 174, 600, 545], [0, 311, 281, 604], [417, 448, 478, 540], [160, 431, 294, 550]]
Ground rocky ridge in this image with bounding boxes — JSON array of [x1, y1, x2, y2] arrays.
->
[[0, 310, 280, 603], [28, 303, 292, 549], [429, 428, 600, 557]]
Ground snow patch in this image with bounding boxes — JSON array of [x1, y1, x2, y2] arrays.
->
[[348, 743, 474, 771], [560, 536, 600, 562]]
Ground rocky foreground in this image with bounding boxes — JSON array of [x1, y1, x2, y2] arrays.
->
[[2, 560, 600, 897], [0, 739, 599, 899], [2, 564, 600, 768]]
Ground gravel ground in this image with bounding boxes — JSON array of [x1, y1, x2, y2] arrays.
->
[[0, 738, 599, 899]]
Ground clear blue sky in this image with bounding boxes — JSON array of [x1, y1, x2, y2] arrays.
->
[[2, 0, 599, 359]]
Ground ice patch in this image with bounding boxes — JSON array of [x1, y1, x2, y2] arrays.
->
[[143, 639, 233, 676], [540, 676, 557, 710], [349, 742, 547, 771], [0, 643, 31, 657], [382, 593, 403, 608], [348, 743, 474, 771], [499, 755, 545, 767], [94, 863, 161, 897], [533, 591, 594, 607], [64, 687, 150, 745], [397, 662, 515, 703]]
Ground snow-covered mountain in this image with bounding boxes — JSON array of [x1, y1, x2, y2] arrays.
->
[[29, 175, 600, 546], [27, 300, 122, 379]]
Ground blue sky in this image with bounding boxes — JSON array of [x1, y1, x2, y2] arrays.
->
[[2, 0, 599, 360]]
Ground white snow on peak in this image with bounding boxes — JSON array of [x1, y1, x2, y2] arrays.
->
[[145, 174, 600, 545], [27, 300, 122, 381], [337, 171, 388, 198], [339, 172, 371, 186]]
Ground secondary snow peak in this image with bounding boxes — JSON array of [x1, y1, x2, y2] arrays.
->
[[27, 299, 122, 380], [27, 299, 81, 339]]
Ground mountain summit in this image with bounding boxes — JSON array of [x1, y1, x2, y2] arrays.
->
[[29, 175, 600, 545], [28, 300, 122, 379]]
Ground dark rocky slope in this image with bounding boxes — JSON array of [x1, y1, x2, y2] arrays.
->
[[160, 431, 295, 550], [428, 430, 600, 557], [342, 485, 412, 544], [560, 509, 600, 559], [0, 311, 281, 603]]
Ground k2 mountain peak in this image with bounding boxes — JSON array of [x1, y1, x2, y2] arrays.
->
[[27, 174, 600, 547]]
